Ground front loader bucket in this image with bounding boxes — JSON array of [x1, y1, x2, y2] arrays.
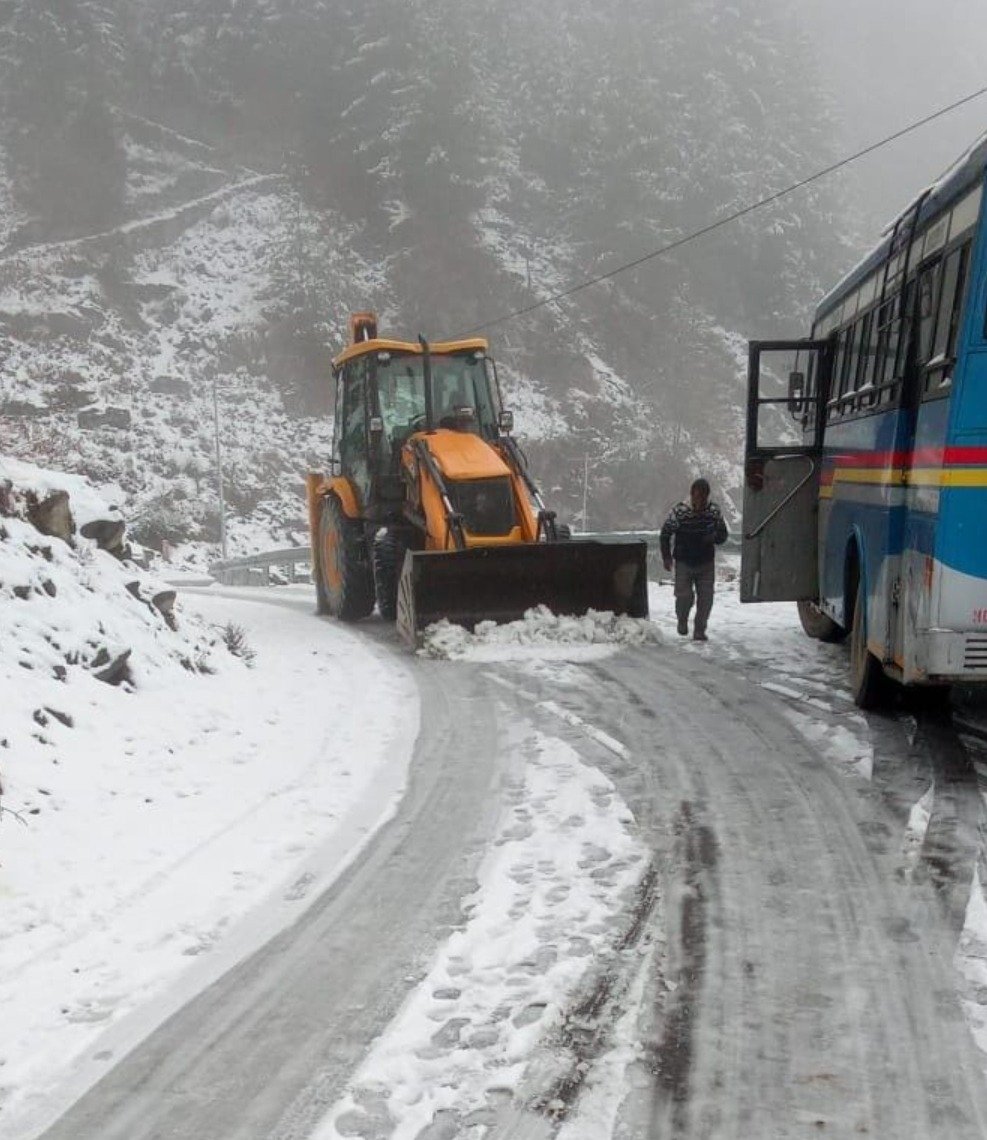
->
[[396, 538, 649, 648]]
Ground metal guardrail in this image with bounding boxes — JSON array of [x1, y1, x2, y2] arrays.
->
[[206, 533, 729, 588], [209, 547, 312, 586], [206, 532, 738, 588], [585, 530, 739, 577]]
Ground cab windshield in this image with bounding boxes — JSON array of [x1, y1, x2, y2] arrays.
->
[[374, 350, 499, 444]]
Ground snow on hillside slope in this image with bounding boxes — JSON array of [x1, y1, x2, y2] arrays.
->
[[0, 459, 419, 1137]]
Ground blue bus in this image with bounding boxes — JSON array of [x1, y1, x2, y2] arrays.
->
[[741, 132, 987, 707]]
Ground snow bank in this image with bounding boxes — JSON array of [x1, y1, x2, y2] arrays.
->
[[0, 456, 228, 691], [420, 606, 662, 662], [0, 533, 418, 1137], [0, 455, 126, 531]]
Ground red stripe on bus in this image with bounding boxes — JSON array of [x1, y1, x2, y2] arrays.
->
[[824, 446, 987, 469]]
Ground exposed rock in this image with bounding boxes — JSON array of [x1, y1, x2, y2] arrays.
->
[[0, 398, 48, 418], [0, 479, 13, 517], [50, 381, 97, 412], [153, 589, 178, 630], [94, 648, 132, 686], [81, 518, 127, 553], [148, 375, 192, 397], [44, 312, 94, 339], [26, 490, 75, 543], [77, 406, 132, 430], [124, 544, 151, 569]]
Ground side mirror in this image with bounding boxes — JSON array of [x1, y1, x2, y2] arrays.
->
[[498, 410, 514, 434], [787, 370, 805, 417]]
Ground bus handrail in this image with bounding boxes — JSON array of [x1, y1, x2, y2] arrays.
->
[[744, 455, 816, 541]]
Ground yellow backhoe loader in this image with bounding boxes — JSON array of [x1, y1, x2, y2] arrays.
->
[[306, 312, 648, 645]]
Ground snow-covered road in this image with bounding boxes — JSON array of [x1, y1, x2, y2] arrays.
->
[[8, 575, 987, 1140]]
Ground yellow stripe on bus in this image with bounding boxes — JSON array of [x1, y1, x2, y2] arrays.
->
[[923, 468, 987, 487], [832, 468, 906, 485], [821, 466, 987, 493]]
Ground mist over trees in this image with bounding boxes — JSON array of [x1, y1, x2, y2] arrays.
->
[[0, 0, 907, 533]]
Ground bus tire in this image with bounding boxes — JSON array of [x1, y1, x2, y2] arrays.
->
[[849, 579, 886, 709], [797, 599, 845, 642]]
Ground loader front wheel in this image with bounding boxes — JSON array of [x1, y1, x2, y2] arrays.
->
[[373, 529, 405, 621], [318, 495, 375, 621]]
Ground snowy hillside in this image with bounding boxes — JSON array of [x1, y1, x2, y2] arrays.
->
[[0, 458, 420, 1134], [0, 0, 856, 549], [0, 456, 235, 774]]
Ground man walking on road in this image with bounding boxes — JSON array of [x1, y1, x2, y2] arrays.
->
[[660, 477, 728, 641]]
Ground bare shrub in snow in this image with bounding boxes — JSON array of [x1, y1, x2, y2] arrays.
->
[[221, 622, 256, 666]]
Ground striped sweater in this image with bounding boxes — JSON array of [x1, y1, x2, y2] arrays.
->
[[659, 501, 728, 566]]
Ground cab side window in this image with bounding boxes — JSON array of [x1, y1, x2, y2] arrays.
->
[[340, 359, 370, 500]]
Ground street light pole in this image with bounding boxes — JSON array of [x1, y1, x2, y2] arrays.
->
[[581, 454, 589, 533], [211, 371, 228, 559]]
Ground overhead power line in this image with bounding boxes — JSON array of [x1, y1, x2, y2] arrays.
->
[[463, 84, 987, 336]]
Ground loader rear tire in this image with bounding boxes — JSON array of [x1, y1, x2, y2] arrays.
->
[[373, 530, 405, 622], [317, 495, 375, 622]]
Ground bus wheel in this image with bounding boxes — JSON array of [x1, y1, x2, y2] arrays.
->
[[849, 580, 886, 709], [797, 599, 845, 642]]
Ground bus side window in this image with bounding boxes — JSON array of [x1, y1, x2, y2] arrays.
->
[[916, 260, 940, 367], [843, 318, 865, 407], [875, 298, 898, 403], [827, 329, 850, 421], [892, 278, 916, 398], [856, 310, 876, 406], [924, 242, 971, 394], [938, 245, 969, 358]]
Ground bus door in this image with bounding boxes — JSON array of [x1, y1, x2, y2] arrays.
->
[[741, 339, 832, 602]]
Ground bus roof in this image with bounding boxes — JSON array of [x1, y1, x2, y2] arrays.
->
[[332, 336, 489, 370], [814, 130, 987, 324]]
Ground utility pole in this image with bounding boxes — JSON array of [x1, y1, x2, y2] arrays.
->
[[211, 370, 228, 559]]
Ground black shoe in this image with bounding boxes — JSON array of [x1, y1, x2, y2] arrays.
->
[[677, 619, 688, 636], [693, 631, 708, 642]]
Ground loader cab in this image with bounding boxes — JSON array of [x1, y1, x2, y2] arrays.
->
[[331, 341, 505, 518]]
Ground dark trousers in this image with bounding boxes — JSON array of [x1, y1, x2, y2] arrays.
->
[[674, 560, 715, 634]]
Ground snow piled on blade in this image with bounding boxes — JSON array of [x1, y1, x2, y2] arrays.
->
[[419, 606, 662, 662]]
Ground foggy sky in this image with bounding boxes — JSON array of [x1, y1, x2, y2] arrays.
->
[[788, 0, 987, 235]]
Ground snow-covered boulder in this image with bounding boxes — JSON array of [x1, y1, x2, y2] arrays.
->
[[0, 455, 230, 692]]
